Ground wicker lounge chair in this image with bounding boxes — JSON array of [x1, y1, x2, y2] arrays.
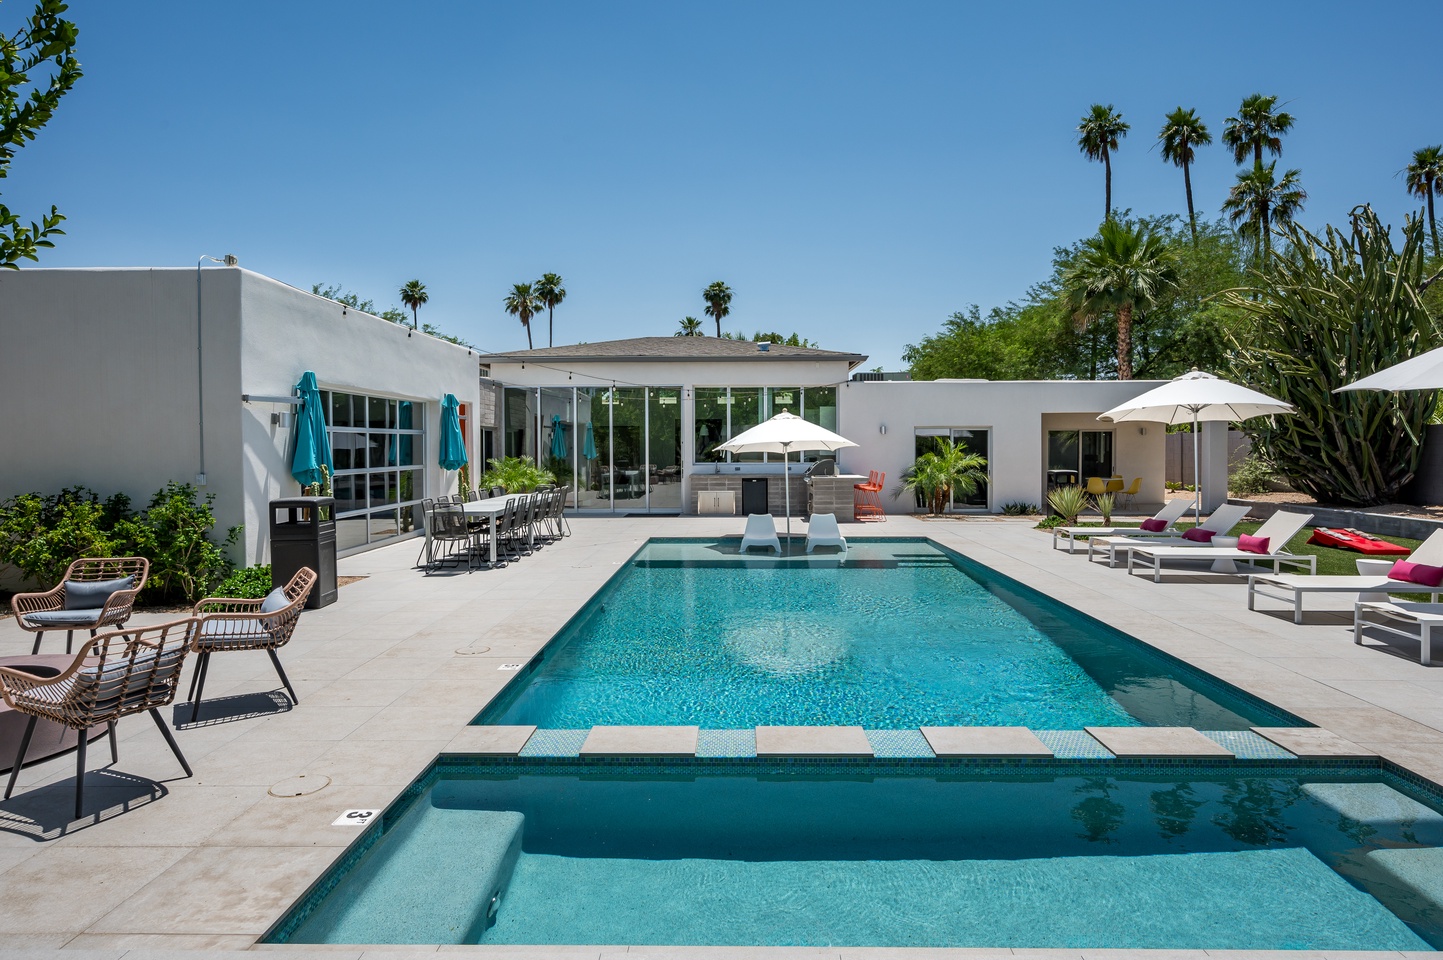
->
[[187, 567, 317, 723], [11, 557, 149, 655], [0, 618, 197, 820]]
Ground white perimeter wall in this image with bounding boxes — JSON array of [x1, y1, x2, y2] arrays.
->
[[837, 379, 1180, 513], [0, 267, 482, 570]]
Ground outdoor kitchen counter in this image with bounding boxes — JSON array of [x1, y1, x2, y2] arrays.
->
[[690, 473, 866, 522]]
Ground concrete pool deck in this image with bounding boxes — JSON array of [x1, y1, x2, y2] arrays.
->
[[0, 514, 1440, 958]]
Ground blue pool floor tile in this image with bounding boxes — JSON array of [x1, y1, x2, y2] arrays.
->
[[518, 729, 589, 757], [1201, 730, 1298, 760], [865, 729, 936, 758], [696, 729, 757, 758], [1035, 730, 1116, 759]]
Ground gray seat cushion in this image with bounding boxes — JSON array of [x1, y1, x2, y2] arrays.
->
[[22, 608, 107, 626], [72, 646, 186, 714], [259, 587, 289, 614], [196, 617, 272, 649], [64, 576, 134, 610]]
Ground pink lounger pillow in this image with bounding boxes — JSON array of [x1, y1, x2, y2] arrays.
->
[[1139, 518, 1168, 532], [1181, 527, 1215, 543], [1389, 560, 1443, 587], [1237, 533, 1270, 554]]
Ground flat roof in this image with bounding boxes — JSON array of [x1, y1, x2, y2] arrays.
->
[[478, 336, 867, 365]]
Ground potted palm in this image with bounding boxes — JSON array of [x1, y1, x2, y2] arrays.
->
[[893, 440, 990, 516]]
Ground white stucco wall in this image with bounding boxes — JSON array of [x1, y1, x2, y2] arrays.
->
[[0, 267, 482, 569], [483, 358, 855, 391], [836, 379, 1178, 513]]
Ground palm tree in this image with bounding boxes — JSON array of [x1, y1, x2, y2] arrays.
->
[[1405, 145, 1443, 256], [503, 282, 542, 350], [1077, 104, 1129, 221], [1158, 107, 1212, 244], [675, 316, 703, 337], [702, 281, 733, 337], [1222, 161, 1307, 264], [1062, 219, 1178, 380], [1222, 93, 1294, 165], [399, 279, 428, 330], [534, 272, 566, 347], [892, 440, 989, 516]]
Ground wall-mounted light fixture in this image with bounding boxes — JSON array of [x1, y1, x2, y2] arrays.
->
[[879, 424, 888, 435], [1139, 426, 1148, 435]]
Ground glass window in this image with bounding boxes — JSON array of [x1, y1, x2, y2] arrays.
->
[[648, 388, 682, 512], [504, 388, 536, 460], [398, 400, 415, 431], [368, 397, 387, 430], [322, 391, 427, 552], [729, 388, 763, 462], [539, 387, 575, 494], [609, 388, 646, 501], [576, 387, 609, 509], [952, 428, 989, 509], [330, 392, 352, 428], [799, 386, 837, 462], [694, 388, 728, 463], [1047, 429, 1113, 491]]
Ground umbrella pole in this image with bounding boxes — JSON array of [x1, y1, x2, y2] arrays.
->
[[783, 445, 791, 549], [1192, 410, 1202, 525]]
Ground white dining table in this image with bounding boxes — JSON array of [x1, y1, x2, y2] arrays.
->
[[460, 495, 520, 567]]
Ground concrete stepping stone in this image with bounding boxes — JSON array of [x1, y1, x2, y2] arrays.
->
[[1251, 726, 1376, 758], [755, 725, 873, 757], [921, 726, 1054, 758], [444, 725, 537, 756], [1084, 726, 1234, 758], [579, 725, 699, 756]]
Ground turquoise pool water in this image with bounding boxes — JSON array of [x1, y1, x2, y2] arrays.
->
[[478, 538, 1294, 730], [272, 758, 1443, 949]]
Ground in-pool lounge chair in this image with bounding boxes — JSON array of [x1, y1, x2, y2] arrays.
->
[[1248, 529, 1443, 623], [1052, 498, 1193, 554], [1126, 511, 1315, 583], [1088, 503, 1251, 567], [805, 513, 846, 554], [1354, 598, 1443, 665], [739, 514, 782, 555]]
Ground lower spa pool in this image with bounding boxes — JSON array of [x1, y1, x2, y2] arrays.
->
[[271, 758, 1443, 950]]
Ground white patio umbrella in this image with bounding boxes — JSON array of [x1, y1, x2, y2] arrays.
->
[[1334, 345, 1443, 393], [1098, 370, 1294, 523], [718, 412, 857, 543]]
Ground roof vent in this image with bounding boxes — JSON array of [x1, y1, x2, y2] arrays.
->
[[757, 342, 771, 352]]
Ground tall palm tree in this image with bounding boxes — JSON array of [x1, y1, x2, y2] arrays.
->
[[1405, 145, 1443, 256], [534, 272, 566, 347], [503, 282, 542, 349], [1221, 161, 1307, 264], [1158, 107, 1212, 244], [675, 316, 703, 337], [702, 281, 732, 337], [1062, 219, 1178, 381], [399, 279, 428, 330], [1222, 93, 1294, 165], [1077, 104, 1129, 221]]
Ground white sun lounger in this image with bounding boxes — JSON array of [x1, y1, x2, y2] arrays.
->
[[1089, 503, 1251, 567], [1127, 511, 1315, 583], [805, 513, 846, 554], [1051, 498, 1194, 554], [1249, 529, 1443, 623], [1355, 599, 1443, 665], [738, 514, 782, 555]]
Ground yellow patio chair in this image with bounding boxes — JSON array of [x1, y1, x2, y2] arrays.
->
[[1084, 477, 1109, 496], [1120, 477, 1142, 506]]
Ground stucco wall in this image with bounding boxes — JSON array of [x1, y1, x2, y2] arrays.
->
[[484, 358, 855, 391], [0, 266, 246, 556], [238, 271, 483, 563], [0, 267, 483, 570], [836, 379, 1178, 513]]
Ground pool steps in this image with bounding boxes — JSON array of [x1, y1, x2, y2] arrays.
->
[[447, 724, 1374, 762]]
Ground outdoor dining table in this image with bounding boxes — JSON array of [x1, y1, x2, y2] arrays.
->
[[461, 495, 522, 567]]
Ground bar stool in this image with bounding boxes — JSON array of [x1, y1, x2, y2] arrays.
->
[[854, 470, 886, 522]]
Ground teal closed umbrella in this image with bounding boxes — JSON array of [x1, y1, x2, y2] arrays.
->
[[550, 415, 569, 460], [582, 420, 597, 461], [291, 371, 333, 487], [439, 394, 468, 471]]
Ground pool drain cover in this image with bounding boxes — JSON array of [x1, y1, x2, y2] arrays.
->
[[269, 774, 331, 798], [454, 645, 492, 656]]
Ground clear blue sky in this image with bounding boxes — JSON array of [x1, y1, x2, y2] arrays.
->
[[6, 1, 1439, 368]]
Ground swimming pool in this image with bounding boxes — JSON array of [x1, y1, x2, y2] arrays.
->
[[270, 757, 1443, 949], [477, 538, 1297, 730]]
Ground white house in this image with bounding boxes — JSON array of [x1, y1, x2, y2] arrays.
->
[[0, 266, 490, 564]]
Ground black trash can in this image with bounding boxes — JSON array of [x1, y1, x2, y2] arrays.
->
[[270, 496, 338, 608], [741, 478, 769, 516]]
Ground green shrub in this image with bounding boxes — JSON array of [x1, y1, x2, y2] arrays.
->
[[213, 564, 273, 599], [1093, 492, 1115, 524], [480, 456, 557, 493], [0, 481, 238, 604], [1035, 515, 1065, 529], [1229, 454, 1279, 497], [1002, 501, 1040, 515]]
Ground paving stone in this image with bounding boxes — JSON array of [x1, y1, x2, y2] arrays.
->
[[920, 726, 1053, 758], [579, 725, 699, 756], [443, 725, 537, 756], [1083, 726, 1234, 758], [1251, 726, 1376, 758], [755, 725, 873, 756]]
